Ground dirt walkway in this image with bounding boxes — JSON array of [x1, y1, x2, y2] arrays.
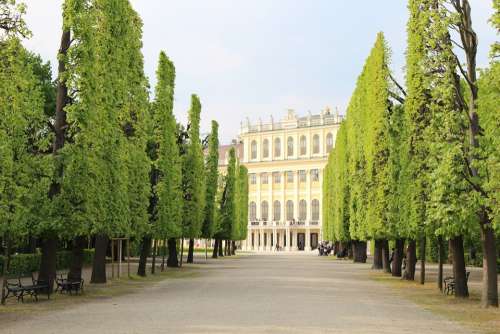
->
[[0, 254, 474, 334]]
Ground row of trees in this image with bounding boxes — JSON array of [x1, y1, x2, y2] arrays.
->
[[0, 0, 248, 292], [323, 0, 499, 307], [211, 147, 248, 258]]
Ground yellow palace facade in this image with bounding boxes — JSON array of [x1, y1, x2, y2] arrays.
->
[[237, 109, 343, 252]]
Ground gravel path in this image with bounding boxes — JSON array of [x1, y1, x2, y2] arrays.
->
[[0, 254, 474, 334]]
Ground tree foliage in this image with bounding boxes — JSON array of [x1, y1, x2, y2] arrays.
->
[[181, 95, 206, 239], [233, 164, 248, 241], [323, 32, 396, 244], [0, 38, 51, 238], [217, 147, 236, 241], [152, 51, 183, 240], [0, 0, 29, 38], [202, 121, 220, 239]]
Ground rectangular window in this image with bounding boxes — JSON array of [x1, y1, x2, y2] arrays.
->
[[249, 174, 257, 185], [273, 172, 281, 184], [311, 169, 319, 182], [298, 170, 306, 183], [286, 171, 294, 183], [261, 173, 268, 184]]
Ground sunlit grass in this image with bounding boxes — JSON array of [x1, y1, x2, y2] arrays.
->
[[371, 271, 500, 334], [0, 266, 200, 317]]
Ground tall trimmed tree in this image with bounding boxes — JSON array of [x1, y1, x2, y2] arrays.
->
[[217, 147, 237, 256], [202, 121, 220, 256], [138, 51, 182, 275], [183, 95, 206, 264], [0, 36, 50, 288], [232, 164, 248, 254]]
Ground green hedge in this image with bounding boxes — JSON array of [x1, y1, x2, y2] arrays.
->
[[0, 249, 94, 276]]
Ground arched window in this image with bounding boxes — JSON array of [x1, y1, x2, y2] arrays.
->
[[311, 199, 320, 221], [263, 139, 269, 158], [286, 200, 294, 221], [313, 134, 320, 154], [261, 201, 269, 221], [287, 137, 294, 157], [251, 140, 257, 160], [299, 200, 307, 221], [249, 202, 257, 221], [300, 135, 307, 155], [273, 201, 281, 221], [274, 138, 281, 158], [326, 133, 333, 153]]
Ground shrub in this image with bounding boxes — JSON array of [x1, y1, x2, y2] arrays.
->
[[0, 249, 95, 276]]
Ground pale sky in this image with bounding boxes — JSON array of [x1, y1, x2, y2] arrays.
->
[[22, 1, 497, 143]]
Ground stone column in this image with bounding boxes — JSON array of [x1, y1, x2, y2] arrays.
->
[[256, 173, 261, 221], [281, 171, 285, 224], [286, 227, 290, 251], [319, 168, 323, 233], [305, 228, 311, 251], [306, 168, 312, 225]]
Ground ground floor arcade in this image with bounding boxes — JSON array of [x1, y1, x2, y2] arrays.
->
[[241, 227, 320, 252]]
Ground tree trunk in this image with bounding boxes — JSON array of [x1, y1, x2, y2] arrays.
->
[[38, 235, 57, 291], [381, 239, 391, 273], [352, 240, 367, 263], [179, 238, 184, 267], [452, 0, 497, 307], [212, 239, 219, 259], [205, 239, 208, 260], [372, 239, 383, 269], [480, 222, 498, 307], [68, 236, 86, 281], [334, 241, 339, 256], [167, 238, 179, 267], [392, 239, 404, 277], [403, 239, 417, 280], [231, 241, 236, 255], [449, 236, 468, 298], [161, 239, 167, 272], [347, 241, 353, 259], [40, 29, 71, 291], [91, 234, 108, 284], [218, 239, 224, 257], [137, 235, 151, 277], [1, 234, 12, 305], [187, 238, 194, 263], [438, 236, 444, 291], [151, 239, 158, 274], [420, 237, 426, 285]]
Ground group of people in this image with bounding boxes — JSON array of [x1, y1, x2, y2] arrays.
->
[[316, 243, 409, 267], [318, 241, 333, 256]]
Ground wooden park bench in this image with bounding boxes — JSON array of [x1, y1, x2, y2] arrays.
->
[[443, 271, 470, 295], [55, 272, 84, 295], [2, 273, 51, 303]]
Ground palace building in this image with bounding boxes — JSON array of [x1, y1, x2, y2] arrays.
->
[[223, 108, 343, 252]]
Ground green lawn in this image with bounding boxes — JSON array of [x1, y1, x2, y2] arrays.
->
[[371, 271, 500, 334]]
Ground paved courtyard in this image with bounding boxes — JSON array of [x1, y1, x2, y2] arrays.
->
[[1, 254, 472, 334]]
